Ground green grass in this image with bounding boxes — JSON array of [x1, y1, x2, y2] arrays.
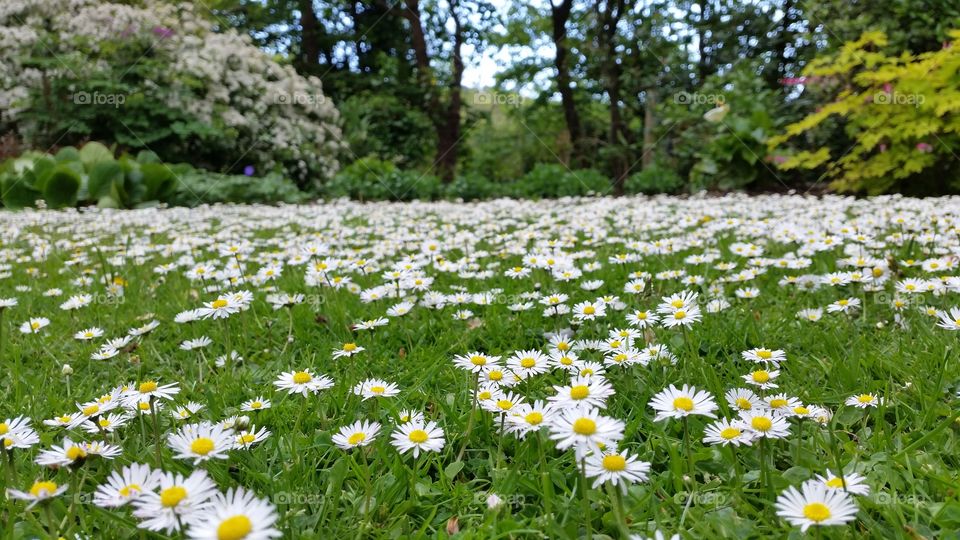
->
[[0, 196, 959, 539]]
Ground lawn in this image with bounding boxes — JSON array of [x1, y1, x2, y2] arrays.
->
[[0, 195, 958, 539]]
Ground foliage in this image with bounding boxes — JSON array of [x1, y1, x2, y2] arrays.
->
[[659, 63, 781, 191], [509, 164, 611, 198], [624, 163, 685, 195], [769, 31, 960, 194], [0, 142, 176, 209], [338, 93, 436, 169], [0, 0, 343, 188], [443, 173, 500, 201], [167, 168, 307, 207], [325, 157, 442, 201]]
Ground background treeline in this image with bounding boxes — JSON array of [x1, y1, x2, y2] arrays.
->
[[3, 0, 960, 206]]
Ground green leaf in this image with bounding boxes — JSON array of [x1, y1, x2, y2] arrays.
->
[[140, 163, 176, 201], [42, 166, 81, 208], [88, 160, 124, 200], [443, 461, 464, 478], [54, 146, 80, 163], [78, 141, 114, 170], [1, 174, 40, 209]]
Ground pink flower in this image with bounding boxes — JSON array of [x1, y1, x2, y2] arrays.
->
[[916, 142, 933, 153]]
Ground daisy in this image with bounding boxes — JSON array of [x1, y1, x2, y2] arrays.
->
[[737, 410, 791, 439], [741, 348, 786, 365], [19, 317, 49, 334], [197, 296, 240, 319], [797, 308, 823, 322], [354, 317, 389, 330], [573, 300, 606, 321], [332, 342, 365, 358], [74, 327, 105, 340], [548, 406, 625, 459], [240, 397, 272, 412], [181, 337, 213, 351], [35, 437, 93, 468], [93, 463, 159, 507], [505, 401, 556, 438], [6, 479, 67, 509], [133, 470, 218, 533], [353, 378, 401, 400], [648, 384, 718, 421], [764, 394, 802, 416], [507, 349, 549, 377], [171, 403, 205, 422], [626, 309, 659, 328], [482, 390, 525, 415], [332, 420, 381, 450], [549, 376, 616, 409], [703, 418, 754, 446], [743, 368, 780, 390], [725, 388, 764, 412], [935, 307, 960, 330], [185, 487, 281, 540], [273, 369, 334, 396], [124, 380, 181, 404], [452, 352, 502, 373], [659, 305, 702, 328], [826, 297, 861, 314], [391, 420, 445, 458], [585, 450, 649, 488], [845, 393, 882, 408], [815, 471, 871, 496], [167, 421, 235, 464], [775, 481, 859, 531], [234, 426, 271, 449]]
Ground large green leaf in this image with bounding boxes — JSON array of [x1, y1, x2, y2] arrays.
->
[[54, 146, 80, 163], [78, 142, 114, 171], [1, 174, 40, 209], [87, 160, 124, 200], [140, 163, 176, 201], [43, 166, 81, 208]]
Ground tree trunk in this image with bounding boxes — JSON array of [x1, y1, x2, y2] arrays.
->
[[551, 0, 584, 167], [434, 1, 464, 182], [642, 89, 657, 169], [298, 0, 320, 72]]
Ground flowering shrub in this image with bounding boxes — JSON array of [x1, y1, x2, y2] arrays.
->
[[0, 0, 343, 188], [768, 31, 960, 194]]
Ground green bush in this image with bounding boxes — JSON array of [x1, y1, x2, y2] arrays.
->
[[326, 158, 441, 201], [625, 164, 685, 194], [0, 142, 176, 209], [510, 164, 611, 198], [444, 173, 500, 201], [167, 169, 306, 207]]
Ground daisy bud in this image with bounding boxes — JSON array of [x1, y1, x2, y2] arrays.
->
[[129, 355, 140, 365], [486, 493, 503, 509], [61, 364, 73, 376]]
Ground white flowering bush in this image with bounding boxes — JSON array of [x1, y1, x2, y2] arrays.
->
[[0, 0, 343, 187]]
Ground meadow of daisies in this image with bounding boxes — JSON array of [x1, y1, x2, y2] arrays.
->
[[1, 194, 959, 539]]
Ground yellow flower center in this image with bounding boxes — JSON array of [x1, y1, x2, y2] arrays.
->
[[720, 427, 741, 440], [139, 381, 158, 393], [671, 299, 684, 308], [751, 417, 773, 432], [735, 397, 752, 410], [342, 343, 357, 352], [602, 454, 627, 471], [673, 397, 694, 411], [794, 406, 809, 415], [857, 394, 874, 403], [572, 418, 596, 435], [769, 398, 788, 408], [98, 418, 111, 427], [29, 481, 58, 498], [489, 371, 503, 381], [190, 437, 215, 455], [408, 429, 429, 443], [751, 370, 770, 383], [118, 483, 141, 497], [557, 342, 570, 351], [348, 432, 366, 445], [217, 514, 253, 540], [160, 486, 188, 508], [826, 477, 845, 488], [525, 412, 543, 425], [583, 306, 596, 315], [570, 385, 590, 400], [478, 391, 492, 400], [560, 356, 573, 365], [292, 371, 312, 384], [138, 402, 150, 411], [250, 401, 262, 409], [82, 405, 100, 416], [239, 434, 256, 444], [674, 310, 686, 319], [470, 356, 487, 366], [370, 386, 386, 394], [757, 350, 772, 359], [802, 502, 832, 522], [0, 423, 7, 435], [520, 358, 536, 368], [211, 299, 228, 309]]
